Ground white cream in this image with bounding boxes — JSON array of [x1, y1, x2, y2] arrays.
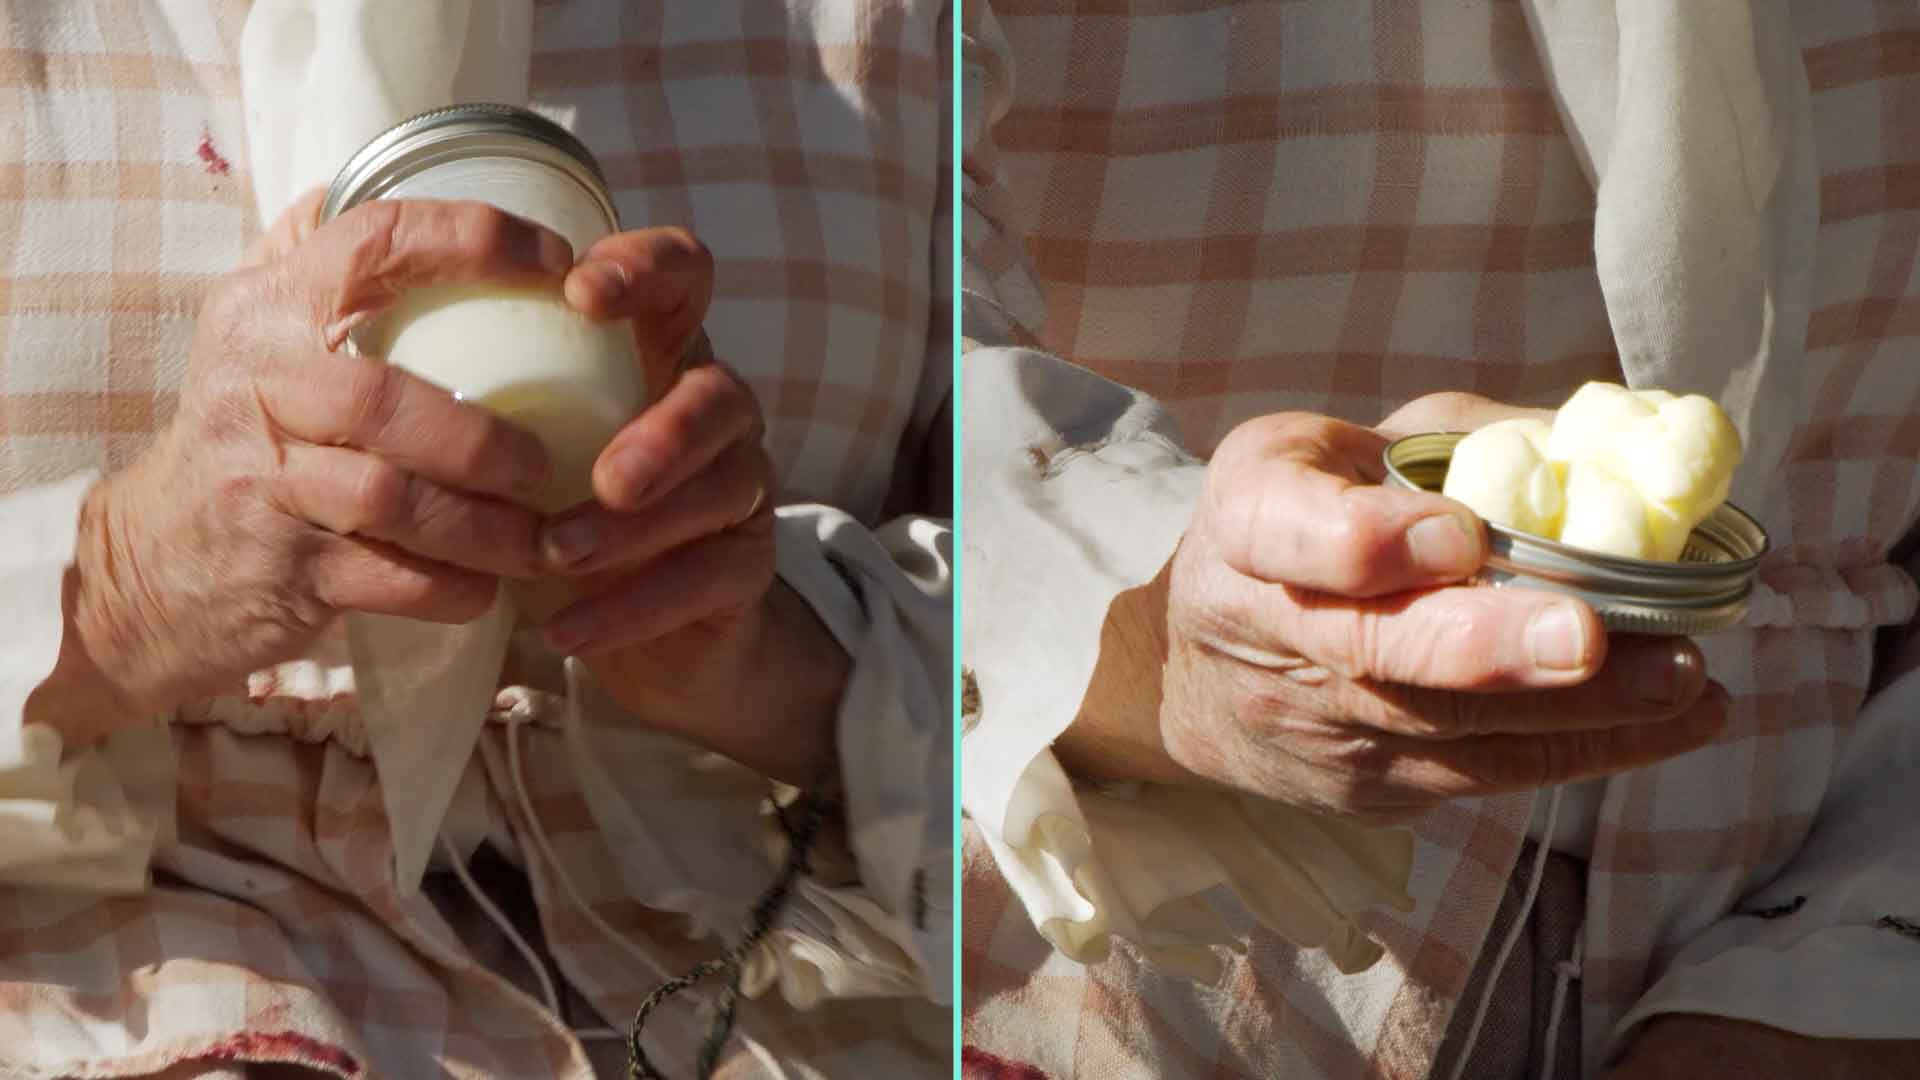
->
[[355, 284, 643, 513]]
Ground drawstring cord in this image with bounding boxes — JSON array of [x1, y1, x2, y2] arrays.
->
[[1446, 784, 1565, 1080], [625, 776, 834, 1080], [1537, 922, 1585, 1080], [440, 663, 836, 1077]]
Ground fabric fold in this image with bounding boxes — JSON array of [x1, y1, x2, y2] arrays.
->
[[0, 473, 176, 894], [1520, 0, 1814, 521], [1609, 660, 1920, 1052]]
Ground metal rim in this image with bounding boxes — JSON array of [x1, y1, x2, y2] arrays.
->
[[318, 103, 617, 229]]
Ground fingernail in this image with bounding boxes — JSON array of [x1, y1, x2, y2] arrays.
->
[[537, 231, 575, 275], [604, 445, 658, 506], [1628, 644, 1704, 707], [1406, 510, 1480, 574], [542, 516, 602, 569], [1527, 603, 1593, 672], [576, 259, 628, 306]]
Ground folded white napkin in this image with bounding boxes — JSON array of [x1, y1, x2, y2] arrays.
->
[[1522, 0, 1813, 515], [240, 0, 537, 893]]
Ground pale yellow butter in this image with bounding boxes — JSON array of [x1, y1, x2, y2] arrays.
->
[[1440, 381, 1743, 561], [1441, 418, 1563, 538]]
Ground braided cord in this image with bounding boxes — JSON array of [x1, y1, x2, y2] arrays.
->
[[628, 779, 836, 1079]]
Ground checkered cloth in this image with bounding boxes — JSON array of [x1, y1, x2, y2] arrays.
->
[[962, 1, 1920, 1076], [0, 0, 950, 1076]]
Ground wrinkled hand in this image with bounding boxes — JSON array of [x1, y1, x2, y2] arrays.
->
[[1061, 393, 1728, 821], [51, 192, 566, 738], [531, 229, 845, 786], [1606, 1015, 1920, 1079]]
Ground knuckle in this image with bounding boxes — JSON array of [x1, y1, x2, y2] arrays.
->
[[1451, 608, 1508, 676], [350, 460, 413, 534], [1317, 510, 1390, 594], [342, 201, 404, 269], [1212, 415, 1280, 469], [451, 411, 514, 475], [1397, 391, 1489, 432], [408, 481, 473, 540], [452, 202, 514, 257], [641, 403, 702, 463], [277, 574, 334, 631], [1416, 390, 1487, 418], [342, 363, 406, 445], [1529, 732, 1566, 787], [1341, 610, 1385, 679]]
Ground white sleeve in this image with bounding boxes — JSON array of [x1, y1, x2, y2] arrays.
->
[[771, 506, 955, 1007], [560, 506, 953, 1010], [956, 0, 1412, 981], [1611, 661, 1920, 1048], [0, 473, 176, 894]]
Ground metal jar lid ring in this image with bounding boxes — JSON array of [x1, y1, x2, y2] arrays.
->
[[319, 102, 617, 227]]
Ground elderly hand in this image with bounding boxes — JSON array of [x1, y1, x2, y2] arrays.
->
[[1056, 393, 1729, 821], [30, 192, 566, 744], [1606, 1015, 1920, 1079], [531, 229, 847, 787]]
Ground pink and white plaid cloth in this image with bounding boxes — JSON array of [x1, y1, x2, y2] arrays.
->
[[0, 0, 951, 1076], [962, 1, 1920, 1076]]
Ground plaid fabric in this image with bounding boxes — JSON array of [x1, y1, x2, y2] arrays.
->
[[961, 1, 1920, 1076], [0, 0, 949, 1076]]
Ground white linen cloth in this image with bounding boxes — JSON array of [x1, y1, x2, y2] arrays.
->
[[242, 0, 551, 898]]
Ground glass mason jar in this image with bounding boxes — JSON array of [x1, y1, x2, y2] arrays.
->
[[321, 103, 646, 514]]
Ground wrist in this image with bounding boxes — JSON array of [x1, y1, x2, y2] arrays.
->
[[735, 580, 846, 787], [24, 475, 163, 744], [1054, 556, 1211, 789], [588, 579, 847, 788]]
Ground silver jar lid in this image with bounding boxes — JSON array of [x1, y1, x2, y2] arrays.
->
[[318, 102, 617, 227], [1382, 431, 1769, 636]]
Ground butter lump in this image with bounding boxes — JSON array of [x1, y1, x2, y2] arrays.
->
[[1440, 381, 1743, 561], [1440, 418, 1563, 537], [1558, 458, 1656, 558], [1596, 394, 1742, 560], [1544, 382, 1656, 465]]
